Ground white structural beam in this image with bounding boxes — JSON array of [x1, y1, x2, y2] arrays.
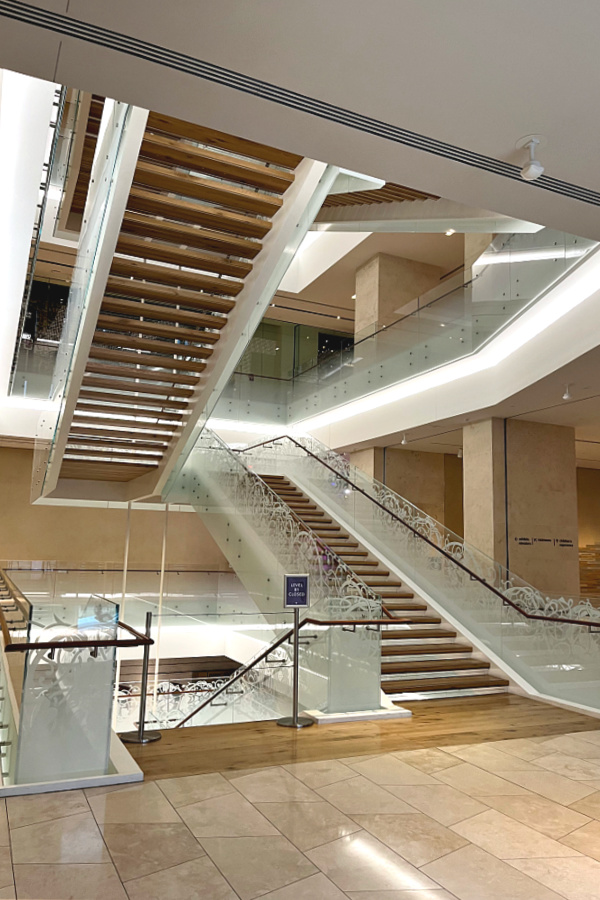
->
[[0, 70, 57, 398], [279, 230, 371, 294], [313, 198, 544, 234]]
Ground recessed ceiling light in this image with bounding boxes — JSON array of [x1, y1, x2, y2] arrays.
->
[[351, 294, 356, 300], [445, 228, 456, 236], [337, 316, 341, 319]]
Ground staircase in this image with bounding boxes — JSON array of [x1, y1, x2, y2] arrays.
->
[[60, 112, 303, 483], [261, 474, 509, 702]]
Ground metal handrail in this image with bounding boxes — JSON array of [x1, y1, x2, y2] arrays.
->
[[204, 430, 383, 612], [175, 615, 393, 728], [239, 435, 600, 630]]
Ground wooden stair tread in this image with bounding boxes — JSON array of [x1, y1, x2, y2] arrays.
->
[[109, 257, 243, 297], [121, 210, 261, 260], [382, 659, 490, 675], [381, 628, 457, 639], [106, 275, 236, 314], [385, 674, 510, 693], [381, 642, 473, 656], [115, 235, 252, 280]]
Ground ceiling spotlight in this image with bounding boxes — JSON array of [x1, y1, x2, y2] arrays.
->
[[563, 384, 571, 401], [401, 434, 407, 445], [457, 448, 463, 459], [520, 138, 545, 182], [445, 228, 456, 236], [351, 294, 357, 300]]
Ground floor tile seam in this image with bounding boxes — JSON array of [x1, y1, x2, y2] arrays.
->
[[343, 765, 446, 793], [8, 807, 97, 834], [502, 856, 584, 900], [118, 851, 209, 887], [153, 773, 244, 809], [198, 835, 318, 900], [467, 797, 593, 839], [446, 807, 593, 852], [349, 814, 472, 870]]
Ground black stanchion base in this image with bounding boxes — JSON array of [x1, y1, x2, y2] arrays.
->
[[277, 716, 314, 729], [120, 730, 162, 744]]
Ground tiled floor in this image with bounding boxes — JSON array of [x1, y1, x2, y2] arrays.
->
[[6, 730, 600, 898]]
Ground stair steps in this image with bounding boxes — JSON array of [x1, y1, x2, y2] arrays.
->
[[259, 473, 509, 703]]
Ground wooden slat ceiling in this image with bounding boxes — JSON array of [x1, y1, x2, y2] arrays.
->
[[69, 95, 105, 223], [322, 182, 439, 208], [61, 111, 302, 482]]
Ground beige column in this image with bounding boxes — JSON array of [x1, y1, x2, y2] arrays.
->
[[463, 418, 580, 595], [382, 448, 446, 522], [348, 447, 384, 482], [354, 253, 444, 336]]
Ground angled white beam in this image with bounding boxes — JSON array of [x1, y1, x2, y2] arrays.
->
[[313, 198, 544, 234], [278, 230, 371, 294]]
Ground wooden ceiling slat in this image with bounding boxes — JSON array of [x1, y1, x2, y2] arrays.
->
[[84, 363, 199, 387], [100, 297, 227, 330], [146, 112, 302, 169], [69, 427, 169, 446], [115, 235, 252, 280], [81, 377, 193, 399], [322, 182, 440, 208], [109, 256, 243, 297], [75, 401, 184, 421], [96, 314, 223, 345], [72, 415, 178, 433], [121, 211, 261, 260], [88, 347, 207, 373], [79, 389, 188, 410], [133, 160, 282, 217], [105, 275, 236, 314], [127, 186, 272, 240], [140, 133, 294, 194], [92, 332, 216, 358]]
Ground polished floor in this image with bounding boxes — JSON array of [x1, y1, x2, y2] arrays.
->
[[5, 715, 600, 896]]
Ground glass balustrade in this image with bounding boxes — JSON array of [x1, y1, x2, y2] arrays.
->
[[212, 227, 598, 428], [242, 435, 600, 713]]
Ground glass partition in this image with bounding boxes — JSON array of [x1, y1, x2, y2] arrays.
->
[[243, 435, 600, 713]]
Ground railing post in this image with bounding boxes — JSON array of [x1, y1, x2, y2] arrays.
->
[[121, 612, 161, 744]]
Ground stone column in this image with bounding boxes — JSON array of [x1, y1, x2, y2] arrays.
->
[[348, 448, 384, 482], [463, 418, 580, 596], [354, 253, 444, 336]]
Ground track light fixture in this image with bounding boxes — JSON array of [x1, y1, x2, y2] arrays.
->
[[563, 384, 572, 401], [401, 434, 407, 445]]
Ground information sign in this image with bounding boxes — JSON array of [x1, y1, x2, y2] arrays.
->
[[284, 574, 309, 609]]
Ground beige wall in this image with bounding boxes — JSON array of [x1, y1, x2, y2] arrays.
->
[[348, 447, 384, 482], [444, 453, 464, 537], [0, 448, 228, 569], [577, 468, 600, 548], [463, 418, 508, 564]]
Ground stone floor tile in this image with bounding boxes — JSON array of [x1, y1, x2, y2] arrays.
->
[[221, 766, 270, 781], [0, 803, 8, 847], [123, 856, 238, 900], [485, 738, 550, 761], [0, 850, 12, 888], [230, 767, 321, 803], [349, 754, 437, 785], [13, 863, 128, 899], [260, 872, 347, 898], [393, 748, 464, 774], [156, 772, 236, 808], [101, 822, 204, 881], [422, 844, 566, 899], [336, 754, 379, 765], [88, 781, 181, 824], [306, 831, 438, 892], [387, 784, 488, 826], [346, 892, 459, 900], [533, 753, 600, 781], [451, 808, 581, 859], [499, 769, 598, 805], [441, 744, 536, 773], [536, 735, 600, 759], [7, 790, 88, 830], [0, 886, 14, 899], [282, 759, 356, 789], [570, 790, 600, 819], [317, 776, 416, 815], [179, 791, 279, 837], [436, 763, 530, 796], [11, 812, 110, 864], [565, 730, 600, 747], [256, 800, 360, 850], [560, 819, 600, 861], [354, 812, 469, 867], [200, 835, 317, 900], [482, 792, 591, 838], [510, 857, 600, 900]]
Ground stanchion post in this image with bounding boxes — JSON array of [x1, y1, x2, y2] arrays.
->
[[121, 611, 162, 744], [278, 575, 313, 729]]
